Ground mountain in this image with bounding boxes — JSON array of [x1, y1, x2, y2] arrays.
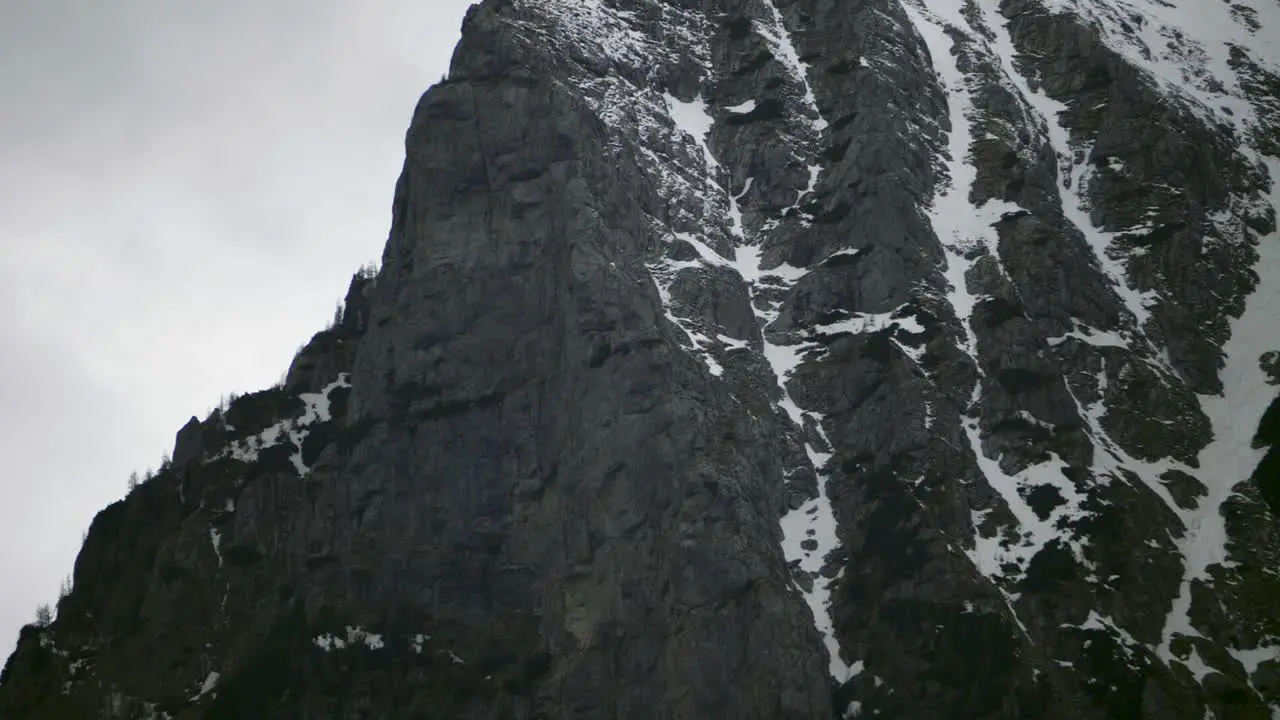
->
[[3, 0, 1278, 717]]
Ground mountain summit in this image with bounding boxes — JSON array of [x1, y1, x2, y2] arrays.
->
[[3, 0, 1278, 717]]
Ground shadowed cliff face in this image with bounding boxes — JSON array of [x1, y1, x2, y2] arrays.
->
[[3, 0, 1279, 718]]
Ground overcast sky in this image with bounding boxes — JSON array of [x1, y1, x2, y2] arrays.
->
[[0, 0, 475, 662]]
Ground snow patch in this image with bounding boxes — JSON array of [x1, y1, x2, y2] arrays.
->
[[907, 2, 1092, 588], [819, 248, 865, 265], [1046, 323, 1130, 349], [757, 0, 828, 133], [1159, 157, 1280, 682], [728, 177, 753, 240], [1031, 0, 1280, 133], [907, 2, 1021, 363], [208, 528, 222, 568], [664, 93, 719, 173], [1016, 410, 1056, 432], [207, 374, 349, 477], [813, 307, 925, 338], [1181, 644, 1217, 684], [313, 625, 385, 652], [312, 634, 346, 652], [964, 425, 1092, 583], [1232, 644, 1280, 677], [1068, 612, 1147, 670], [194, 671, 219, 699], [727, 198, 852, 682], [975, 0, 1160, 347], [673, 231, 732, 268]]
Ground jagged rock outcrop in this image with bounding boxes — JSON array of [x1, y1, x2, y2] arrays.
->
[[3, 0, 1278, 718]]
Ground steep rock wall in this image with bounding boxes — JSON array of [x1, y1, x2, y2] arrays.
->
[[3, 0, 1278, 718]]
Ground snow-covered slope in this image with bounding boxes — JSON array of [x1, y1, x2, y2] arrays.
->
[[516, 0, 1280, 715]]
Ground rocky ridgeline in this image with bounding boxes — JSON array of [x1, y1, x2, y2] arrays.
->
[[2, 0, 1278, 718]]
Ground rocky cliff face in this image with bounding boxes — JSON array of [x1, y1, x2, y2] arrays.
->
[[3, 0, 1278, 717]]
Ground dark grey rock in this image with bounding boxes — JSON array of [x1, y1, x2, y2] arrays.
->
[[171, 416, 203, 468], [1262, 350, 1280, 385], [4, 0, 1278, 718], [1161, 469, 1209, 510]]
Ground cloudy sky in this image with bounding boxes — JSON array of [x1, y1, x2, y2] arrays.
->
[[0, 0, 474, 662]]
